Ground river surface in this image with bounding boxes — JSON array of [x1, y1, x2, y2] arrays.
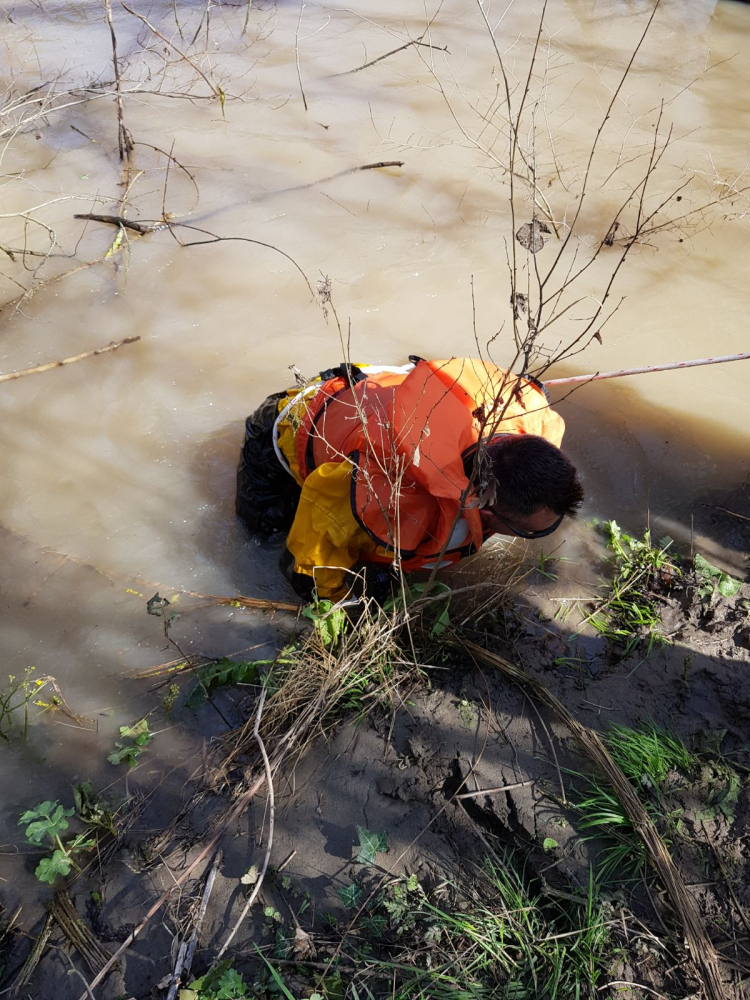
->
[[1, 0, 749, 908]]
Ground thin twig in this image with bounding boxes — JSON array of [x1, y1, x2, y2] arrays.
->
[[120, 1, 221, 98], [74, 213, 156, 234], [217, 688, 274, 958], [0, 336, 140, 384], [295, 0, 308, 111], [455, 779, 533, 800], [104, 0, 132, 162], [333, 37, 449, 77]]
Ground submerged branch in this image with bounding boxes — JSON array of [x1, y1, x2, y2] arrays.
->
[[0, 336, 141, 384]]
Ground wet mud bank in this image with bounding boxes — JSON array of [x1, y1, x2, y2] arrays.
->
[[2, 540, 750, 999]]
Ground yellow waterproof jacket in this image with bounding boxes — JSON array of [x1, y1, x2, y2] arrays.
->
[[275, 359, 565, 598]]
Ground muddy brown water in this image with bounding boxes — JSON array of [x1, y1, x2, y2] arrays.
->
[[1, 0, 749, 939]]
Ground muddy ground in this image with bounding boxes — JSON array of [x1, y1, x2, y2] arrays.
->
[[2, 512, 750, 1000]]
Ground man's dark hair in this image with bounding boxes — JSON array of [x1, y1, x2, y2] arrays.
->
[[486, 435, 584, 517]]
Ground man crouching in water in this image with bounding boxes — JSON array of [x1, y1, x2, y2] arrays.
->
[[236, 357, 584, 602]]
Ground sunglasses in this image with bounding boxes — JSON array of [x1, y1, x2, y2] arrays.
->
[[489, 510, 564, 540]]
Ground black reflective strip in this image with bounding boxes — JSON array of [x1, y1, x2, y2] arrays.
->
[[348, 451, 418, 558]]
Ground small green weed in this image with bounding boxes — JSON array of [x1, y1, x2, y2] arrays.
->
[[347, 858, 609, 998], [337, 881, 363, 908], [302, 597, 347, 647], [537, 550, 558, 581], [572, 722, 696, 882], [73, 780, 116, 835], [162, 682, 180, 717], [18, 799, 96, 884], [693, 553, 741, 602], [186, 658, 259, 708], [694, 763, 741, 824], [183, 959, 249, 999], [606, 722, 698, 787], [456, 694, 476, 728], [385, 581, 452, 636], [108, 717, 153, 767], [356, 826, 388, 866], [0, 666, 52, 741], [585, 521, 679, 658]]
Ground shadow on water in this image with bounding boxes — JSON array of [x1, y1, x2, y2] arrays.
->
[[551, 375, 750, 573]]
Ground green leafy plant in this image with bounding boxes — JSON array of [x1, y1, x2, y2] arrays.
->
[[571, 722, 696, 882], [184, 959, 250, 999], [337, 882, 363, 908], [585, 521, 680, 658], [302, 598, 347, 647], [185, 659, 259, 708], [108, 717, 153, 766], [695, 763, 742, 824], [18, 800, 95, 884], [693, 553, 741, 602], [338, 854, 609, 998], [73, 781, 116, 835], [356, 826, 388, 866], [385, 581, 451, 636]]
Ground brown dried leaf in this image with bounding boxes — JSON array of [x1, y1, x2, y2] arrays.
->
[[515, 220, 551, 254], [293, 926, 317, 959], [511, 291, 528, 318], [476, 478, 497, 510]]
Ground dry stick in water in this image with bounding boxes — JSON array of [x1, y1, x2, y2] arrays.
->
[[333, 35, 449, 76], [0, 336, 140, 384], [104, 0, 132, 161], [120, 2, 221, 99], [165, 850, 223, 1000], [217, 688, 275, 958], [459, 639, 729, 1000], [74, 213, 158, 234], [544, 351, 750, 387], [295, 0, 307, 111]]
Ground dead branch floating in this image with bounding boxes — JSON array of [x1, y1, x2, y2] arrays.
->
[[357, 161, 404, 171], [74, 213, 157, 233], [71, 214, 315, 298], [0, 336, 140, 385], [333, 37, 449, 77], [459, 639, 729, 1000]]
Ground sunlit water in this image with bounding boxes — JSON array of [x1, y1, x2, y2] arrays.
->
[[1, 0, 749, 906]]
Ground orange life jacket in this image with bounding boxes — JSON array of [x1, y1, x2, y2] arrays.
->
[[293, 358, 565, 571]]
